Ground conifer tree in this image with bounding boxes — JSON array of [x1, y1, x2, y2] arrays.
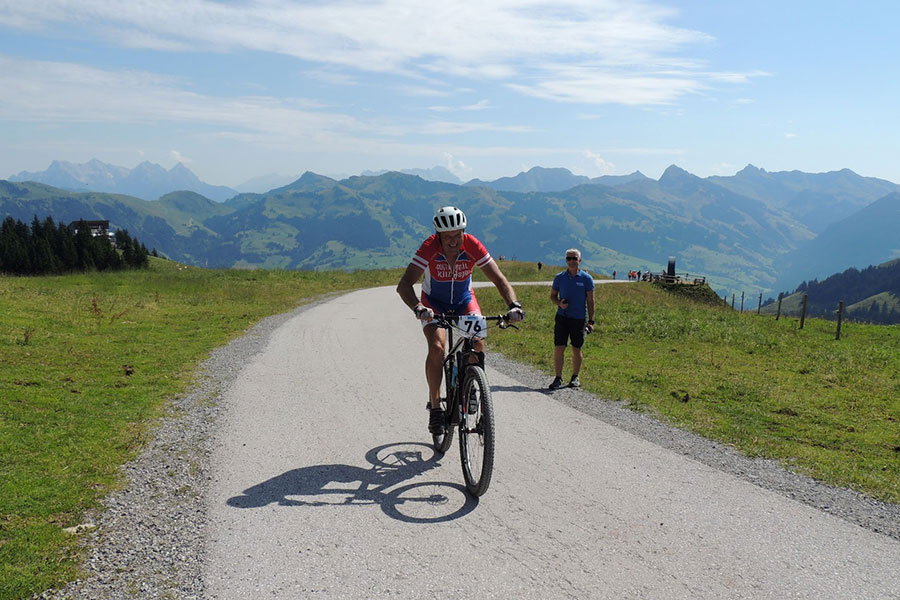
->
[[56, 222, 78, 271]]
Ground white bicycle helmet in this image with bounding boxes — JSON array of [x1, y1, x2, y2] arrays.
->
[[433, 206, 467, 232]]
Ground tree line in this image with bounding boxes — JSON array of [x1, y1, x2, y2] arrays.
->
[[0, 216, 153, 275], [763, 260, 900, 324]]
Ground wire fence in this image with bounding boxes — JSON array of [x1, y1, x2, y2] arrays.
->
[[724, 291, 848, 340]]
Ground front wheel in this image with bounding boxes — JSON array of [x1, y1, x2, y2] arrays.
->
[[459, 365, 495, 496]]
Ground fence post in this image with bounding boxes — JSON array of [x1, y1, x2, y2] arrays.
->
[[836, 301, 844, 340], [776, 292, 783, 320], [740, 292, 745, 313], [731, 294, 735, 309], [758, 293, 762, 315], [799, 294, 808, 329]]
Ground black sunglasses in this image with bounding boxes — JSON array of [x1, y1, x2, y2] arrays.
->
[[566, 256, 579, 261]]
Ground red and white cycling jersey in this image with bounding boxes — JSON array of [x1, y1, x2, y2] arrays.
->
[[410, 233, 493, 313]]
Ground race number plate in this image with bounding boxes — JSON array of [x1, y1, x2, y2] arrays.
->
[[455, 315, 487, 339]]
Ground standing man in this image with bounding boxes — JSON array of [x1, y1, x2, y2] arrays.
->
[[549, 249, 594, 390]]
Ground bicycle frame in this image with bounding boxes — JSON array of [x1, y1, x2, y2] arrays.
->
[[437, 315, 489, 426], [429, 313, 513, 496], [452, 338, 480, 422]]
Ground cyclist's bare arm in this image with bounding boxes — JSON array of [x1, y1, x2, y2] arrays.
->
[[480, 260, 518, 307], [397, 264, 425, 312]]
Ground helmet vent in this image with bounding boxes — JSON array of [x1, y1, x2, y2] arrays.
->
[[433, 206, 466, 232]]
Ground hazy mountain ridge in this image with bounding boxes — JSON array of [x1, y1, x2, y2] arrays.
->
[[464, 166, 648, 193], [708, 165, 898, 233], [10, 159, 239, 202], [2, 165, 897, 296], [771, 192, 900, 293], [362, 166, 462, 184], [233, 173, 301, 194]]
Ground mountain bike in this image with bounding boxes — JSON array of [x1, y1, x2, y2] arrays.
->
[[429, 313, 516, 497]]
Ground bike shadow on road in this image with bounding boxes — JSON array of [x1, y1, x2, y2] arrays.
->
[[225, 442, 478, 523]]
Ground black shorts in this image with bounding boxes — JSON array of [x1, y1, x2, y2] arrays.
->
[[554, 314, 586, 348]]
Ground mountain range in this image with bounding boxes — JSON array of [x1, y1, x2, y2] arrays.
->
[[9, 159, 238, 202], [3, 162, 899, 298], [9, 160, 645, 196], [361, 166, 462, 184], [464, 167, 648, 193]]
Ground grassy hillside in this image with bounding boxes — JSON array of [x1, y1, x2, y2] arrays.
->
[[761, 256, 900, 323], [849, 291, 900, 313], [759, 291, 805, 316]]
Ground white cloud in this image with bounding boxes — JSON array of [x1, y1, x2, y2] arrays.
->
[[443, 152, 471, 179], [0, 55, 378, 138], [397, 84, 453, 98], [1, 0, 759, 107], [584, 151, 616, 175], [303, 69, 360, 87], [428, 100, 491, 113], [600, 146, 686, 156], [169, 150, 192, 165], [508, 68, 702, 105], [461, 100, 491, 111], [785, 133, 797, 138], [420, 120, 534, 135]]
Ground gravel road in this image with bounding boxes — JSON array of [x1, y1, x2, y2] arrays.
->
[[43, 284, 900, 599]]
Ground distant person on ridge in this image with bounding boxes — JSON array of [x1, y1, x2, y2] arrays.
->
[[396, 206, 525, 435], [549, 248, 594, 390]]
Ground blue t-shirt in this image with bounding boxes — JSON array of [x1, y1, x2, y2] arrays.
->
[[552, 269, 595, 319]]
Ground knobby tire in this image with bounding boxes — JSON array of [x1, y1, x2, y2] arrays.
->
[[459, 365, 495, 496]]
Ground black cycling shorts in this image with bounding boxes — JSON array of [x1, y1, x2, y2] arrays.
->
[[554, 314, 586, 348]]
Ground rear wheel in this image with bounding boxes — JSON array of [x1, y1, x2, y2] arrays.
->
[[459, 365, 494, 496], [433, 360, 455, 453], [432, 397, 454, 453]]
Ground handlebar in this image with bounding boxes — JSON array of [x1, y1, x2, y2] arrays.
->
[[433, 313, 518, 330]]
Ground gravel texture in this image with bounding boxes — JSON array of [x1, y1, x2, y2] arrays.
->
[[35, 301, 322, 600], [37, 295, 900, 598]]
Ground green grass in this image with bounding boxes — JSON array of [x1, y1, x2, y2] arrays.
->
[[0, 258, 403, 600], [4, 260, 899, 598], [479, 280, 900, 505]]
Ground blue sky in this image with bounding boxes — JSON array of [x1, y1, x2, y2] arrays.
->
[[2, 1, 898, 188]]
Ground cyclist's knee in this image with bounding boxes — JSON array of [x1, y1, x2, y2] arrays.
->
[[426, 340, 445, 360]]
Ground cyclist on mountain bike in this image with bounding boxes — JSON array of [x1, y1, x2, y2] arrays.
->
[[397, 206, 525, 435]]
